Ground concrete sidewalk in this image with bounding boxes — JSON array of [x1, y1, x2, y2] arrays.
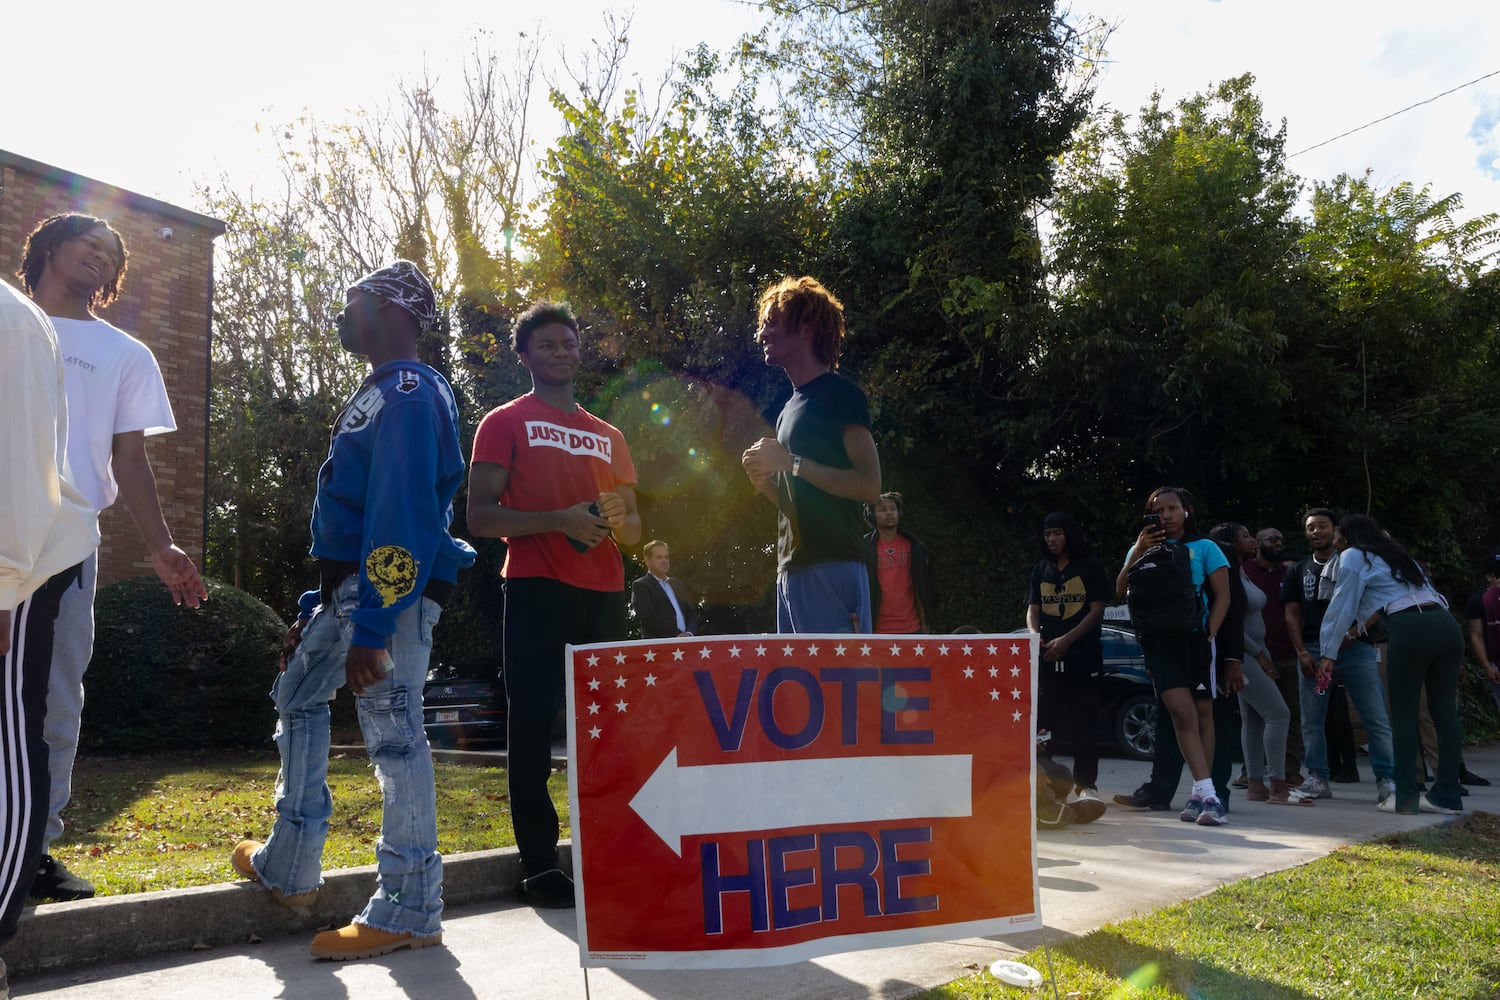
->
[[11, 746, 1499, 999]]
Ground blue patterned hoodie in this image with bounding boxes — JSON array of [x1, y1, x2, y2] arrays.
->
[[302, 360, 475, 648]]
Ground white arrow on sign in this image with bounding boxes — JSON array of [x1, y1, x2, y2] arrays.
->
[[627, 749, 973, 857]]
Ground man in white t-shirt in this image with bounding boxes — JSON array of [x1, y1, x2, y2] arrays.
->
[[15, 213, 207, 901]]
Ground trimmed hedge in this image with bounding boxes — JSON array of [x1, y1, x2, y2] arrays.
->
[[83, 577, 285, 750]]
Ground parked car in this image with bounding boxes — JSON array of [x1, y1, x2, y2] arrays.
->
[[423, 659, 505, 749], [1043, 625, 1159, 761]]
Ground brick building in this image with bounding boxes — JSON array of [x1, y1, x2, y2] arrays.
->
[[0, 149, 224, 586]]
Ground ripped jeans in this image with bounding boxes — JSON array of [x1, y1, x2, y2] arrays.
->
[[252, 575, 444, 936]]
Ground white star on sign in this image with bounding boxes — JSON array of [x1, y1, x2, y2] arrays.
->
[[1010, 665, 1021, 677], [988, 666, 999, 678], [672, 649, 685, 661], [963, 666, 975, 678], [860, 644, 873, 656], [589, 726, 602, 739], [755, 645, 768, 656], [1011, 688, 1022, 700], [588, 703, 601, 715], [615, 700, 628, 713], [834, 644, 847, 655], [587, 654, 600, 667], [729, 646, 741, 658], [699, 647, 713, 659], [644, 650, 657, 662], [614, 651, 627, 664], [889, 644, 902, 656], [644, 673, 658, 686], [588, 678, 601, 691], [987, 644, 999, 655], [913, 644, 925, 656], [989, 689, 1001, 701], [938, 644, 949, 655], [783, 644, 796, 656], [1010, 643, 1022, 656], [615, 676, 627, 688], [962, 644, 974, 655], [807, 644, 820, 656], [1012, 710, 1023, 722]]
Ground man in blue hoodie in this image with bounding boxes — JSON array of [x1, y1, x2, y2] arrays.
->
[[231, 262, 475, 961]]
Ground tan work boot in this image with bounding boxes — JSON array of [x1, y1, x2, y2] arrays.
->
[[231, 840, 319, 912], [310, 923, 443, 961]]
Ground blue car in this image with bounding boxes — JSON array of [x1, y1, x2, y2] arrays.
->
[[422, 659, 506, 749]]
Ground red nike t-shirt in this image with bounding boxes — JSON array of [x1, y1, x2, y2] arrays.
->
[[874, 533, 922, 633], [472, 393, 637, 592]]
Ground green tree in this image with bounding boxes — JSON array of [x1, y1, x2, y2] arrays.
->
[[1295, 174, 1500, 581], [1041, 74, 1309, 534], [199, 183, 367, 612]]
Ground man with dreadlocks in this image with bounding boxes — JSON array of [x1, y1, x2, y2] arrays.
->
[[742, 276, 882, 634], [15, 214, 206, 903], [231, 261, 474, 960]]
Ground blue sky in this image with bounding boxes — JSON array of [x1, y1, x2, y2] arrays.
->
[[4, 1, 1496, 225]]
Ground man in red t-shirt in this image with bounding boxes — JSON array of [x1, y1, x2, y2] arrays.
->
[[862, 492, 937, 633], [467, 301, 640, 908]]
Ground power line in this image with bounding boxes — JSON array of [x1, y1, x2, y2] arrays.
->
[[1288, 67, 1500, 158]]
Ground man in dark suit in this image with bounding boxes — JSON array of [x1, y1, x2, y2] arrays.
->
[[631, 540, 698, 638]]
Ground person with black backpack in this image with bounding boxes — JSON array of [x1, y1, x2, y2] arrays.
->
[[1115, 486, 1239, 827]]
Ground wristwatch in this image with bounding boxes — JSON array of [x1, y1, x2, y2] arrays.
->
[[791, 455, 803, 478]]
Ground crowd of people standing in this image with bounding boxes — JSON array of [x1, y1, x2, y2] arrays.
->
[[4, 208, 1496, 979]]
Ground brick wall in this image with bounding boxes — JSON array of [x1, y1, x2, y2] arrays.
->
[[0, 150, 223, 587]]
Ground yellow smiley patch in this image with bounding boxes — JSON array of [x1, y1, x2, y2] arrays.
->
[[366, 545, 418, 608]]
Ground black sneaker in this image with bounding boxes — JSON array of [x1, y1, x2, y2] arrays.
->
[[1036, 801, 1075, 829], [1460, 768, 1491, 787], [516, 868, 575, 909], [1112, 787, 1174, 811], [33, 854, 95, 902]]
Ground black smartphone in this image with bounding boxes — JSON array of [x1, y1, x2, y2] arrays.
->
[[1142, 513, 1162, 531], [568, 502, 609, 553]]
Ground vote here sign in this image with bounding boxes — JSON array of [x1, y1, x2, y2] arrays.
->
[[565, 633, 1040, 969]]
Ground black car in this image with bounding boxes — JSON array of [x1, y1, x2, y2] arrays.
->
[[422, 659, 506, 749], [1043, 625, 1159, 761]]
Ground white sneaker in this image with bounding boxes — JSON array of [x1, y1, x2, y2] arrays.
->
[[1418, 796, 1461, 815], [1288, 775, 1331, 803], [1377, 778, 1396, 804], [1075, 787, 1101, 802], [1376, 796, 1397, 813]]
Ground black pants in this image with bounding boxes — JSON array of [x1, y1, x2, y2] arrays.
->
[[1037, 653, 1104, 789], [1, 565, 80, 945], [502, 578, 626, 876]]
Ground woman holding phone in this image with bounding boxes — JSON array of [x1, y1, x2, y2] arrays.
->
[[1317, 515, 1465, 815], [1117, 487, 1241, 826]]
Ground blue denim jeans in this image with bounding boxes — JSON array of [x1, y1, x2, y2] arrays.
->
[[1299, 639, 1394, 783], [776, 561, 872, 634], [252, 576, 444, 937]]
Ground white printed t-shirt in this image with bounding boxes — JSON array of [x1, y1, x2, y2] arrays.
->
[[52, 317, 176, 513]]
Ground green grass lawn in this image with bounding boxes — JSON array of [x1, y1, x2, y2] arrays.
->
[[51, 749, 566, 897], [918, 812, 1500, 1000]]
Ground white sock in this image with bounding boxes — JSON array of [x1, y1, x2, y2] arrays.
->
[[1191, 778, 1216, 801]]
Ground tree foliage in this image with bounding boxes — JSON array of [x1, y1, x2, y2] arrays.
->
[[1043, 74, 1308, 529], [197, 10, 1500, 649]]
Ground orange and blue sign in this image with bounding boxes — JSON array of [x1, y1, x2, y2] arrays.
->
[[566, 632, 1040, 968]]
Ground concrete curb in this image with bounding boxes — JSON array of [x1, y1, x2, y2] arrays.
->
[[9, 742, 572, 977], [8, 843, 573, 977]]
